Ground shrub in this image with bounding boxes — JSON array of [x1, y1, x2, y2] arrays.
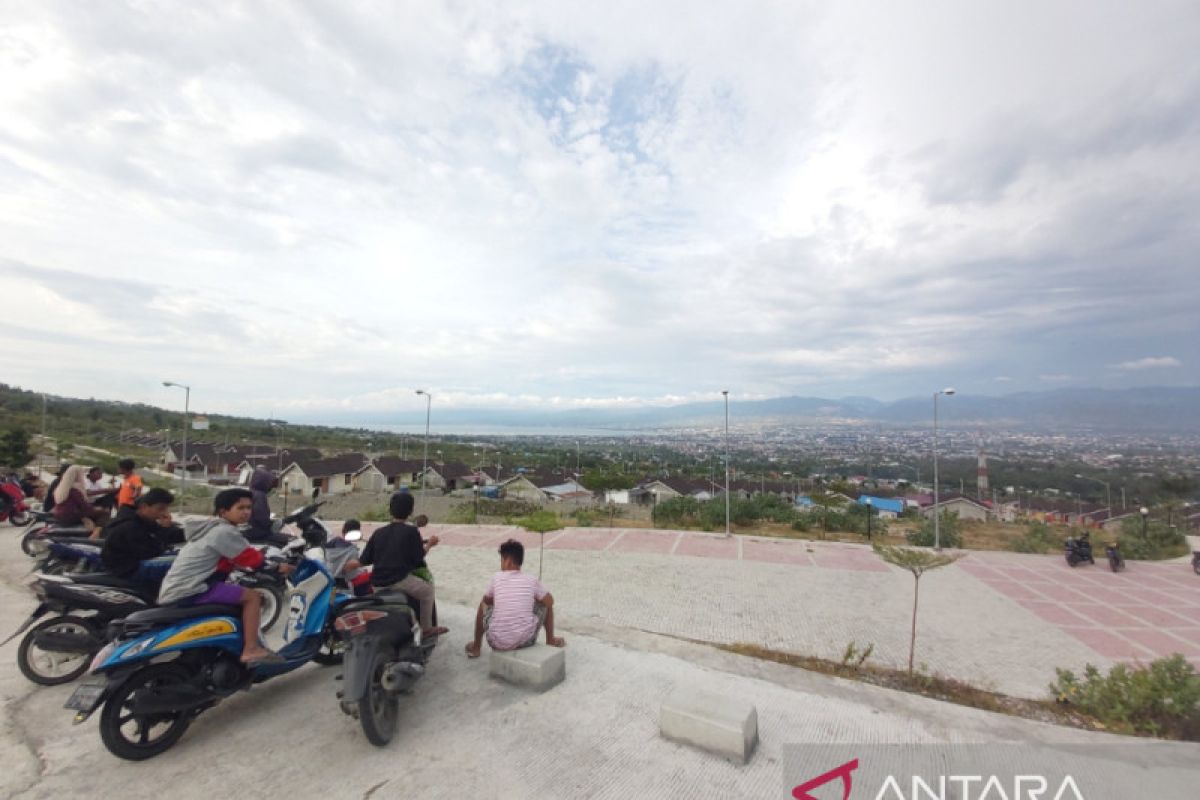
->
[[905, 511, 962, 548], [1009, 522, 1060, 554], [360, 506, 392, 522], [1116, 517, 1189, 560], [1051, 656, 1200, 737]]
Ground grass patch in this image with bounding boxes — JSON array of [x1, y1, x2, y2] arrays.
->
[[718, 642, 1123, 736]]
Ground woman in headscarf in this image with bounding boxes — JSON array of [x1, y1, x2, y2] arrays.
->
[[52, 464, 110, 535]]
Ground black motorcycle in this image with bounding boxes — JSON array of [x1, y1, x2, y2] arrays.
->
[[1064, 533, 1094, 567], [2, 573, 155, 685], [1105, 541, 1125, 573], [335, 590, 438, 746]]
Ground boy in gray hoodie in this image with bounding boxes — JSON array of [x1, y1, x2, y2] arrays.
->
[[157, 488, 289, 665]]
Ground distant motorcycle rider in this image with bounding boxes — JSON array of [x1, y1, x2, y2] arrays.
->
[[246, 467, 292, 547]]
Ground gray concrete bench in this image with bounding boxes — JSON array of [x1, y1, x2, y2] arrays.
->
[[489, 645, 566, 691], [660, 688, 758, 764]]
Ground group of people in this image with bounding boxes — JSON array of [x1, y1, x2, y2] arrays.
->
[[55, 464, 567, 666], [42, 460, 145, 534]]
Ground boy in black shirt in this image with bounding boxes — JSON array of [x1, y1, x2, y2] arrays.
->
[[360, 492, 447, 638], [100, 488, 185, 589]]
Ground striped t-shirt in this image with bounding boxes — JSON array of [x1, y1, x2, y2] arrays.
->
[[484, 570, 548, 651]]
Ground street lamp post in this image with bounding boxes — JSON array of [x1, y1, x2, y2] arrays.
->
[[1074, 473, 1112, 514], [932, 387, 956, 550], [1140, 506, 1149, 539], [416, 390, 431, 494], [865, 497, 873, 540], [722, 390, 730, 538], [163, 382, 191, 495]]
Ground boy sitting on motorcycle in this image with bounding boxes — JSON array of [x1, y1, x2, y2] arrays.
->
[[157, 488, 291, 665], [100, 487, 185, 589], [359, 492, 448, 638], [465, 538, 565, 658]]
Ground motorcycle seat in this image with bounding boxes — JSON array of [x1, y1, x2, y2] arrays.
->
[[46, 535, 98, 547], [123, 604, 243, 626], [70, 573, 143, 591]]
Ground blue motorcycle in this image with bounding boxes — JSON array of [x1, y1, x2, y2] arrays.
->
[[64, 503, 350, 761]]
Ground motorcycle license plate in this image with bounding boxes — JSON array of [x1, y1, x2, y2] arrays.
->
[[64, 680, 108, 713]]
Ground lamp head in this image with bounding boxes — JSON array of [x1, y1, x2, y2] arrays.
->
[[1140, 506, 1149, 516], [942, 387, 956, 396]]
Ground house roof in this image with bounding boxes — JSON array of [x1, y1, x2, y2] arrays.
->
[[857, 495, 905, 514], [283, 453, 370, 479], [371, 457, 424, 480]]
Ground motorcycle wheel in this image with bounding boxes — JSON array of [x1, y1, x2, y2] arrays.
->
[[358, 649, 399, 747], [20, 529, 42, 557], [9, 509, 31, 526], [1109, 555, 1124, 573], [99, 664, 194, 761], [17, 616, 97, 686], [253, 584, 284, 633], [312, 626, 345, 666]]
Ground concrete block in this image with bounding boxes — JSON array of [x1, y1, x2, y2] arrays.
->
[[659, 688, 758, 764], [488, 645, 566, 691]]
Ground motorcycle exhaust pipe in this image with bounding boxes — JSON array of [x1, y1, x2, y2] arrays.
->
[[32, 630, 101, 654], [381, 661, 424, 693], [130, 685, 213, 715]]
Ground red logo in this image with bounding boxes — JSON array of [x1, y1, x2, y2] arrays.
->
[[792, 758, 860, 800]]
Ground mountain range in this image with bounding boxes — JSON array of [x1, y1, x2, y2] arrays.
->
[[298, 387, 1200, 433]]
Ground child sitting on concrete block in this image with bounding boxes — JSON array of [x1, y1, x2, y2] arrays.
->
[[465, 538, 565, 658]]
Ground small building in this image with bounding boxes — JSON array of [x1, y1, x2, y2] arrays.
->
[[919, 494, 991, 522], [279, 454, 369, 496], [857, 495, 905, 519], [498, 474, 543, 502], [542, 479, 592, 502]]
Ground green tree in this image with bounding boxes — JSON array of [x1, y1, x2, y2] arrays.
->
[[873, 544, 963, 673], [511, 510, 563, 579], [0, 428, 32, 470], [906, 510, 963, 548]]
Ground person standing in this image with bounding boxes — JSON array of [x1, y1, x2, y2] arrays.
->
[[115, 459, 144, 508]]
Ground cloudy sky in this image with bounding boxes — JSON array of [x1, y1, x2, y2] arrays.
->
[[1, 1, 1197, 422]]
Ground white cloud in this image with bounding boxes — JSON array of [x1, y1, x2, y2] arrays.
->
[[1, 1, 1198, 416], [1111, 356, 1183, 371]]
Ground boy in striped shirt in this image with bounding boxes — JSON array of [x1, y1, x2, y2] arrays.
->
[[465, 539, 565, 658]]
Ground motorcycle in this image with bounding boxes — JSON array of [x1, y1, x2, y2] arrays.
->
[[64, 503, 348, 761], [1105, 541, 1125, 573], [1, 478, 33, 526], [1192, 551, 1200, 576], [29, 536, 106, 576], [2, 572, 156, 686], [1064, 533, 1094, 567], [21, 517, 90, 557], [334, 534, 439, 746]]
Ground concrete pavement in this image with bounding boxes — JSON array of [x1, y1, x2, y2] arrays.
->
[[3, 523, 1200, 799]]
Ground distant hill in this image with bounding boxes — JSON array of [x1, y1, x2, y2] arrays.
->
[[304, 387, 1200, 433], [5, 382, 1199, 435]]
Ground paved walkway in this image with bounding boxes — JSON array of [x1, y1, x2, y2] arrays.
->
[[3, 524, 1200, 798], [363, 523, 1200, 698]]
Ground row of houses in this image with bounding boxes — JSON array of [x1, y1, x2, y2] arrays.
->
[[162, 442, 322, 481]]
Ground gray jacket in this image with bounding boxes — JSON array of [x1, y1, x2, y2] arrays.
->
[[157, 517, 256, 605]]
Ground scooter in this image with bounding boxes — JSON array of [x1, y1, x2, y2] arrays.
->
[[334, 550, 439, 746], [64, 503, 346, 761], [21, 517, 91, 557], [29, 537, 106, 576], [2, 572, 156, 686], [1, 478, 33, 526], [1064, 533, 1094, 567], [1105, 541, 1125, 573]]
